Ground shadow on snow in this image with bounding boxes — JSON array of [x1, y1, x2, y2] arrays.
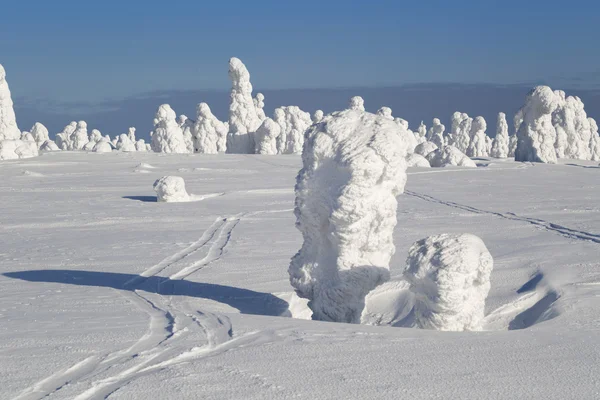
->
[[122, 196, 157, 202]]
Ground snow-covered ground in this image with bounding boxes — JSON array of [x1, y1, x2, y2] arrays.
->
[[1, 152, 599, 399]]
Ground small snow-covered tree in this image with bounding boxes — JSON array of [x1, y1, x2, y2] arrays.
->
[[515, 86, 559, 163], [153, 176, 190, 202], [253, 92, 266, 121], [395, 118, 418, 154], [467, 116, 488, 157], [427, 118, 445, 148], [227, 57, 261, 153], [426, 145, 476, 168], [254, 118, 281, 155], [0, 64, 21, 141], [414, 141, 438, 157], [312, 110, 324, 123], [415, 121, 427, 144], [289, 109, 410, 323], [192, 102, 228, 154], [30, 123, 49, 146], [178, 115, 194, 153], [273, 106, 312, 154], [566, 96, 592, 160], [452, 113, 472, 153], [589, 118, 600, 161], [349, 96, 365, 112], [490, 112, 509, 158], [116, 134, 136, 152], [55, 121, 76, 150], [404, 233, 493, 331], [127, 127, 136, 142], [70, 121, 89, 150], [150, 104, 189, 153], [135, 139, 147, 152], [377, 107, 393, 120]]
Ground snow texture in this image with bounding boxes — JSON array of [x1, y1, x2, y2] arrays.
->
[[406, 153, 430, 168], [289, 109, 409, 323], [414, 141, 438, 157], [150, 104, 189, 154], [273, 106, 312, 154], [227, 57, 261, 154], [153, 176, 190, 203], [467, 117, 489, 157], [490, 112, 509, 158], [404, 233, 493, 331], [192, 102, 228, 154], [515, 86, 559, 163], [426, 145, 476, 168], [254, 118, 281, 155], [0, 64, 20, 141]]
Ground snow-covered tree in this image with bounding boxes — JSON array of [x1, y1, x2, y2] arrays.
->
[[177, 115, 194, 153], [490, 112, 509, 158], [406, 153, 430, 167], [404, 233, 493, 331], [227, 57, 261, 153], [289, 109, 410, 323], [426, 145, 476, 168], [30, 123, 49, 146], [254, 118, 281, 155], [70, 121, 89, 150], [253, 92, 266, 121], [0, 139, 38, 160], [427, 118, 445, 148], [273, 106, 312, 154], [414, 141, 438, 157], [39, 140, 60, 152], [0, 64, 21, 141], [150, 104, 189, 153], [153, 176, 190, 202], [589, 118, 600, 161], [192, 102, 228, 154], [451, 112, 472, 153], [312, 110, 324, 123], [377, 107, 393, 120], [415, 121, 427, 144], [55, 121, 76, 150], [127, 127, 136, 142], [395, 118, 418, 154], [349, 96, 365, 112], [515, 86, 559, 163], [135, 139, 147, 152], [116, 134, 136, 152], [93, 140, 112, 153], [20, 131, 34, 142], [467, 116, 488, 157]]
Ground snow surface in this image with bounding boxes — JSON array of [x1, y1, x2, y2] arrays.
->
[[1, 151, 600, 398]]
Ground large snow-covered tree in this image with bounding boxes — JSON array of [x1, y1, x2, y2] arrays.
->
[[467, 117, 489, 157], [0, 64, 20, 141], [227, 57, 261, 153], [192, 102, 228, 154], [150, 104, 189, 154]]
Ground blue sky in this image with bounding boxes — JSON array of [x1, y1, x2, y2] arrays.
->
[[1, 0, 599, 102]]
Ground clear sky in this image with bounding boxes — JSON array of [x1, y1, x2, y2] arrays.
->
[[1, 0, 599, 102]]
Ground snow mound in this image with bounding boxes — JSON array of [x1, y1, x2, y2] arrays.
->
[[39, 140, 60, 152], [21, 170, 45, 177], [426, 145, 476, 168], [361, 280, 415, 326], [406, 153, 430, 168], [414, 141, 438, 157], [0, 139, 39, 160], [93, 141, 113, 153], [153, 176, 191, 203], [515, 86, 560, 163], [404, 233, 493, 331], [289, 109, 409, 323]]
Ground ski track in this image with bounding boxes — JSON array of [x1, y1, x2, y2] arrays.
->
[[405, 190, 600, 244], [14, 211, 287, 400]]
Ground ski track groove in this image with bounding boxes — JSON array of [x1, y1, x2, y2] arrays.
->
[[14, 213, 278, 400], [405, 190, 600, 244]]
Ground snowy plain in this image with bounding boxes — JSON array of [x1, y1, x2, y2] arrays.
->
[[1, 152, 599, 399]]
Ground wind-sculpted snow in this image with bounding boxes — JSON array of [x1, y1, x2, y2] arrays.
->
[[192, 102, 228, 154], [404, 233, 493, 331], [254, 118, 281, 155], [427, 118, 445, 148], [289, 109, 409, 323], [467, 116, 489, 157], [348, 96, 365, 112], [490, 112, 509, 158], [426, 145, 476, 168], [0, 64, 20, 141], [414, 141, 438, 157], [273, 106, 312, 154], [153, 176, 191, 203], [151, 104, 189, 154], [227, 57, 261, 154], [515, 86, 560, 163]]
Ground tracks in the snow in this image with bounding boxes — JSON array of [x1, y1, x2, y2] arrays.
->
[[405, 190, 600, 244], [14, 214, 250, 400]]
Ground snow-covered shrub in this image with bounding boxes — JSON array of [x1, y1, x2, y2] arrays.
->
[[377, 107, 393, 120], [406, 153, 430, 167], [426, 145, 476, 168], [427, 118, 445, 148], [467, 117, 488, 157], [254, 118, 281, 155], [274, 106, 312, 154], [192, 102, 228, 154], [254, 92, 266, 121], [227, 57, 261, 153], [404, 233, 493, 331], [0, 64, 21, 141], [150, 104, 189, 153], [127, 127, 136, 142], [490, 112, 509, 158], [349, 96, 365, 112], [153, 176, 190, 202], [289, 109, 410, 323], [515, 86, 560, 163], [312, 110, 324, 123], [116, 134, 136, 152], [89, 129, 103, 143], [414, 141, 438, 157]]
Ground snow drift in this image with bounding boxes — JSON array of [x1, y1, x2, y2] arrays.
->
[[289, 109, 410, 323]]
